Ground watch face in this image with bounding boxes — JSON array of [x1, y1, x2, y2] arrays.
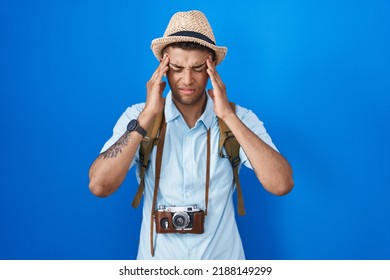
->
[[127, 119, 137, 132]]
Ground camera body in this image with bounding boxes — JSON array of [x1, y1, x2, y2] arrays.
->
[[155, 205, 205, 234]]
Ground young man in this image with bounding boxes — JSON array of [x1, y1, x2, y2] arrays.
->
[[89, 10, 293, 259]]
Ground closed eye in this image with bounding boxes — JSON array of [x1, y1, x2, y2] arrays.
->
[[169, 64, 184, 73], [193, 63, 207, 72], [169, 63, 206, 73]]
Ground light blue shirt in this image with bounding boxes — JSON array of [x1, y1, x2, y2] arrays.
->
[[101, 92, 278, 260]]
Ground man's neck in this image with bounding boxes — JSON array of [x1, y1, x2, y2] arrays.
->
[[172, 93, 207, 129]]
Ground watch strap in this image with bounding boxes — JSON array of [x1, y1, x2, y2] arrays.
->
[[135, 124, 147, 137], [127, 119, 147, 137]]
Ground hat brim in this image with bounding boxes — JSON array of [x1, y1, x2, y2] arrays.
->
[[151, 36, 227, 65]]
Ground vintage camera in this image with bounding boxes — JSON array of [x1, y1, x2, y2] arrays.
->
[[155, 205, 205, 234]]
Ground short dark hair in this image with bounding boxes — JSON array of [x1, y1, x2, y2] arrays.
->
[[162, 42, 216, 61]]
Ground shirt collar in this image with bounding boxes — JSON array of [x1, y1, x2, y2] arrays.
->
[[164, 91, 215, 130]]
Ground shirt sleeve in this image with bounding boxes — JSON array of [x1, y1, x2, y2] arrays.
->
[[100, 103, 145, 169], [235, 104, 279, 170]]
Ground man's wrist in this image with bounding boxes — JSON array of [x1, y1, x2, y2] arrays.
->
[[127, 119, 147, 137], [137, 109, 159, 134], [219, 108, 237, 123]]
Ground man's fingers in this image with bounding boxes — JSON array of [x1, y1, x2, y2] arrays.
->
[[207, 58, 225, 94], [206, 58, 223, 86], [159, 81, 166, 95], [206, 59, 217, 84], [147, 55, 169, 98], [151, 54, 170, 81]]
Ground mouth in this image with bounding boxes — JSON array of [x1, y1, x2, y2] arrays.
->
[[178, 87, 197, 94]]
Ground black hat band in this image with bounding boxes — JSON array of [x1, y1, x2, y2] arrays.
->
[[168, 31, 215, 45]]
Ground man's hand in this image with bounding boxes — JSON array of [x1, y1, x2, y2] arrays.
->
[[143, 53, 170, 116], [206, 57, 234, 120]]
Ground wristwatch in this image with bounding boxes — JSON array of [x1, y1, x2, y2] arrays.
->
[[127, 119, 147, 137]]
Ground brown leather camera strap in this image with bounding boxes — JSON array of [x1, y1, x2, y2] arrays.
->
[[149, 121, 211, 256], [204, 129, 211, 215]]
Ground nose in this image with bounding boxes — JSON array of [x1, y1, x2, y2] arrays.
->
[[182, 69, 194, 85]]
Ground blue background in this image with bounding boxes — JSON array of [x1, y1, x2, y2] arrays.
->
[[1, 0, 389, 260]]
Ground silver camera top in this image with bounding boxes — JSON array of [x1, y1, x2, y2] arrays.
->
[[157, 204, 200, 212]]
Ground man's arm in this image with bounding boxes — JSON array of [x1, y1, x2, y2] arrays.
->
[[88, 54, 170, 197], [88, 112, 154, 197], [206, 57, 294, 195], [219, 112, 293, 195]]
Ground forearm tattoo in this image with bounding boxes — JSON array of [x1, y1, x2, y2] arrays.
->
[[102, 131, 132, 159]]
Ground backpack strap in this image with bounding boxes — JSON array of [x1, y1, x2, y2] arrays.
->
[[150, 114, 167, 256], [218, 102, 246, 216], [131, 109, 164, 209]]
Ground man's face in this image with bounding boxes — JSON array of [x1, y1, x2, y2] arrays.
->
[[164, 46, 213, 107]]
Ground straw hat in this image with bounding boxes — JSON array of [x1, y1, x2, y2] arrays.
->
[[151, 10, 227, 65]]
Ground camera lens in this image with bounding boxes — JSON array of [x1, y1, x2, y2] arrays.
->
[[172, 212, 190, 229]]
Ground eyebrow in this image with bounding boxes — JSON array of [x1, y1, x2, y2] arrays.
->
[[169, 62, 206, 69], [166, 53, 210, 69]]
